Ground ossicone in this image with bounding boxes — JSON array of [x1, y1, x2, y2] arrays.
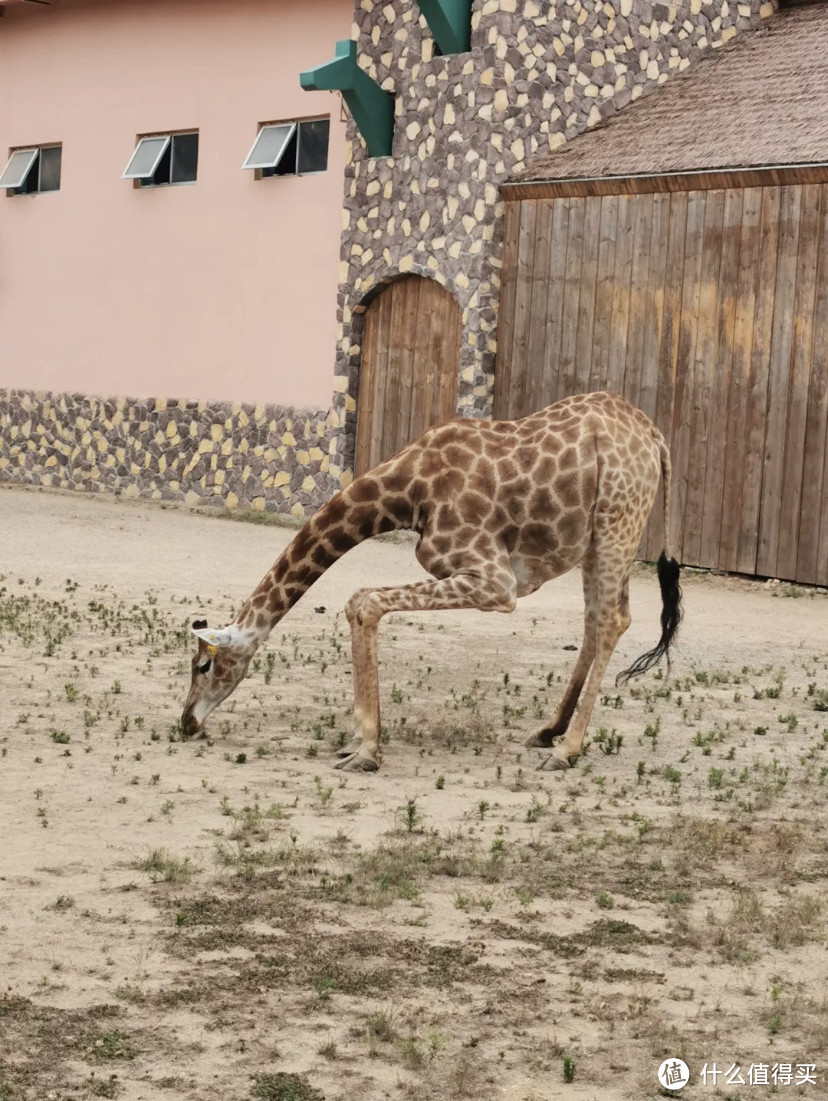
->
[[191, 622, 243, 647]]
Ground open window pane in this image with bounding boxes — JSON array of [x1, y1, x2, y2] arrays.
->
[[38, 146, 62, 192], [243, 123, 296, 170], [0, 148, 38, 189], [122, 136, 170, 179], [297, 119, 330, 174], [146, 142, 172, 186], [267, 128, 298, 177], [171, 132, 198, 183]]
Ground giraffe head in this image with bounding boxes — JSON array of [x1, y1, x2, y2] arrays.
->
[[181, 619, 256, 737]]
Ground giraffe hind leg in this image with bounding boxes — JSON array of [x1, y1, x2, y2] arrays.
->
[[539, 567, 632, 770], [526, 549, 599, 748]]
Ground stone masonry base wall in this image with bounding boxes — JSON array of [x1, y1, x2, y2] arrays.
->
[[0, 390, 345, 516]]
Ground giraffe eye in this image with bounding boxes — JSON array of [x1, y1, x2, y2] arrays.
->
[[197, 659, 212, 675]]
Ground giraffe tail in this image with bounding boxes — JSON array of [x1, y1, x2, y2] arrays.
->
[[616, 438, 682, 686]]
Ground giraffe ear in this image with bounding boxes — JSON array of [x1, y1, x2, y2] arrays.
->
[[191, 623, 241, 648]]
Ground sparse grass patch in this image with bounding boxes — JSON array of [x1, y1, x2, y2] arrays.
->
[[91, 1031, 137, 1062], [46, 894, 76, 912], [705, 887, 823, 961], [252, 1073, 324, 1101], [594, 727, 623, 755], [812, 688, 828, 712], [320, 835, 438, 907], [367, 1007, 397, 1042], [667, 816, 745, 863], [133, 848, 198, 884]]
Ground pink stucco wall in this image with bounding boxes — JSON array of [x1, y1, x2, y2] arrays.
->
[[0, 0, 351, 407]]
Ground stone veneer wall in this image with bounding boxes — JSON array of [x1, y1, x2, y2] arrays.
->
[[0, 390, 341, 515], [331, 0, 776, 470]]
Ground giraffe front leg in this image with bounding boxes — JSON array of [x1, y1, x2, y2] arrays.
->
[[337, 590, 379, 770], [335, 564, 517, 773], [337, 590, 372, 759], [335, 612, 381, 772]]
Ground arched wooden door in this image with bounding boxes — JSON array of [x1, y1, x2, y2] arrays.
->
[[355, 275, 462, 475]]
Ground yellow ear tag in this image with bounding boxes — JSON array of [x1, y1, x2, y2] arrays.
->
[[207, 644, 218, 656]]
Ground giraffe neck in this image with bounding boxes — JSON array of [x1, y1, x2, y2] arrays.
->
[[233, 482, 412, 646]]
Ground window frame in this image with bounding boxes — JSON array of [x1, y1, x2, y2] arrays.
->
[[242, 122, 297, 172], [243, 116, 330, 180], [122, 130, 199, 188], [122, 135, 172, 181], [1, 144, 62, 196]]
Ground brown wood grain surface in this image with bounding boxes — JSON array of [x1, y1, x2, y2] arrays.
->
[[492, 201, 522, 419], [557, 196, 585, 405], [683, 188, 724, 567], [798, 192, 828, 585], [494, 182, 828, 581], [670, 189, 706, 562], [700, 187, 743, 570], [355, 276, 460, 475], [734, 187, 776, 576], [757, 185, 802, 577], [526, 199, 554, 414], [776, 184, 821, 581]]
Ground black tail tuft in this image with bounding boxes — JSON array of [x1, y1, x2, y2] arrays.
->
[[616, 552, 682, 687]]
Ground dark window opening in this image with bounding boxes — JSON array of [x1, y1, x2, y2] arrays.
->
[[170, 132, 199, 183], [263, 127, 298, 178], [297, 118, 330, 174], [37, 145, 62, 192]]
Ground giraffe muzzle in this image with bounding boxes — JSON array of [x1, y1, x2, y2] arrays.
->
[[181, 708, 202, 739]]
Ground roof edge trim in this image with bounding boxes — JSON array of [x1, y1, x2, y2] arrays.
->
[[502, 162, 828, 200]]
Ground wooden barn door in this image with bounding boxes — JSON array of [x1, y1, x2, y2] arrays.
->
[[355, 276, 462, 475], [496, 184, 828, 585]]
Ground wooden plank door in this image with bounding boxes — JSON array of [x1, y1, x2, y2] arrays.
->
[[355, 276, 462, 476], [496, 183, 828, 583]]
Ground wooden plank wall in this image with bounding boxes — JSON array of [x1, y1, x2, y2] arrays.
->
[[355, 275, 461, 475], [495, 185, 828, 584]]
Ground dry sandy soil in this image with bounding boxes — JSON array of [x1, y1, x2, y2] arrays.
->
[[1, 483, 827, 1101]]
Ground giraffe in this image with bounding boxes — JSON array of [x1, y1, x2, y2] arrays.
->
[[182, 391, 682, 772]]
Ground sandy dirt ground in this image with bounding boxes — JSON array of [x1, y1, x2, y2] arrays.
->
[[1, 483, 827, 1101]]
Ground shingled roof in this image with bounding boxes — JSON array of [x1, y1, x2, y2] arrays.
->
[[517, 3, 828, 184]]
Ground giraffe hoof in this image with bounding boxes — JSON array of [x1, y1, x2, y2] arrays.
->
[[538, 754, 572, 772], [335, 742, 362, 758], [335, 753, 379, 773]]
